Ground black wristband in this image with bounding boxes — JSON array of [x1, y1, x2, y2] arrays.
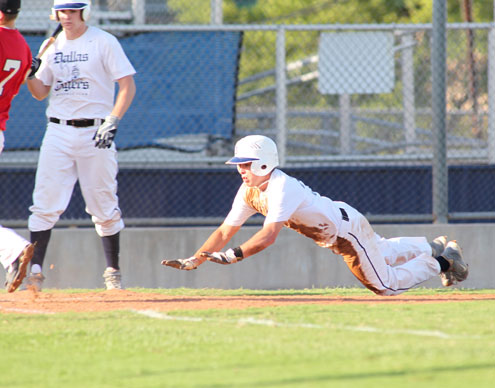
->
[[233, 246, 244, 260]]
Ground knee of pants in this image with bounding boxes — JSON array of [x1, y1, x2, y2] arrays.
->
[[28, 212, 59, 232], [93, 216, 124, 237]]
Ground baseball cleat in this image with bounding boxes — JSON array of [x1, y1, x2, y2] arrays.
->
[[429, 235, 447, 258], [442, 240, 469, 283], [5, 243, 35, 293], [25, 272, 45, 292], [103, 267, 122, 290], [429, 236, 453, 286], [440, 271, 456, 287]]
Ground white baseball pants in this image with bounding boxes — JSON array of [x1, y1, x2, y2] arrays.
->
[[332, 201, 441, 296], [28, 123, 124, 237], [0, 226, 30, 269]]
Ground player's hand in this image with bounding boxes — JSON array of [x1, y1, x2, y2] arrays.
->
[[201, 248, 243, 265], [93, 115, 119, 149], [28, 58, 42, 80], [161, 256, 200, 270]]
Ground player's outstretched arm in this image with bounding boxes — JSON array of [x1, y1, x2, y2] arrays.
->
[[203, 221, 285, 265], [161, 223, 241, 270]]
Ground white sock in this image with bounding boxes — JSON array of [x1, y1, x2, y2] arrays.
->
[[31, 264, 42, 274]]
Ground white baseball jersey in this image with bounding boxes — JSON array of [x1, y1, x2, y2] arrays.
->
[[225, 168, 440, 296], [225, 169, 343, 247], [36, 26, 136, 119]]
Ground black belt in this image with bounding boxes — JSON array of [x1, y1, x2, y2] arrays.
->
[[49, 117, 104, 127], [340, 208, 349, 222]]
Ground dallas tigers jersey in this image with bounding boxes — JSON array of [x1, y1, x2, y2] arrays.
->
[[35, 26, 135, 120]]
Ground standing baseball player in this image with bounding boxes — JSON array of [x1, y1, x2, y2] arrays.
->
[[162, 135, 468, 295], [0, 0, 36, 292], [26, 0, 136, 290]]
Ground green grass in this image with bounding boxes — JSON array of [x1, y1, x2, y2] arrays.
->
[[1, 288, 494, 388]]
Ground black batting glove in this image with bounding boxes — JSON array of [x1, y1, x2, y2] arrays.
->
[[93, 115, 119, 149], [28, 57, 42, 80]]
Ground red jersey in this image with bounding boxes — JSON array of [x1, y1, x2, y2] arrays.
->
[[0, 27, 32, 131]]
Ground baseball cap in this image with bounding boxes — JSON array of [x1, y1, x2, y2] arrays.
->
[[0, 0, 21, 14]]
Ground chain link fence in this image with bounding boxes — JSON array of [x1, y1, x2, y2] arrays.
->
[[2, 1, 494, 226], [20, 0, 426, 28]]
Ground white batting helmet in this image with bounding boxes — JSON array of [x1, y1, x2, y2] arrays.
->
[[52, 0, 91, 21], [226, 135, 279, 177]]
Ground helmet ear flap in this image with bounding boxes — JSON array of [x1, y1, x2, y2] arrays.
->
[[250, 157, 277, 177], [82, 4, 90, 20]]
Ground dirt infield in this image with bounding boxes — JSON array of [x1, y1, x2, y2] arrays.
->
[[1, 290, 494, 314]]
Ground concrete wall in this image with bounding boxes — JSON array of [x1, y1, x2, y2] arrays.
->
[[2, 224, 494, 290]]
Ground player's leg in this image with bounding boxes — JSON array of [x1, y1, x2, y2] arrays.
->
[[27, 124, 78, 288], [375, 234, 457, 287], [333, 204, 441, 295], [0, 226, 34, 292], [0, 226, 30, 270], [101, 233, 122, 290], [29, 125, 78, 234], [376, 235, 434, 266], [76, 136, 124, 289], [2, 131, 37, 291]]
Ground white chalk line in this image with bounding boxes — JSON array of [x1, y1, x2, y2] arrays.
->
[[0, 306, 480, 339], [0, 306, 55, 315], [131, 309, 479, 340]]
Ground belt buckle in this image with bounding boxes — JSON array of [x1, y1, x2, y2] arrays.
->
[[73, 119, 91, 127]]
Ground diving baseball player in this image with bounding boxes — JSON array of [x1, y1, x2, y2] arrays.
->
[[162, 135, 468, 295], [26, 0, 136, 290], [0, 0, 36, 292]]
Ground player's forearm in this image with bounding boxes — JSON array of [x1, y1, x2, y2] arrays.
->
[[111, 76, 136, 119], [239, 222, 284, 258], [194, 224, 240, 263], [26, 79, 50, 100]]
